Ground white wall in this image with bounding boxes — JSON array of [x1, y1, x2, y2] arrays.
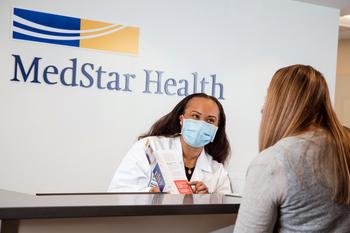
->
[[0, 0, 339, 194], [335, 39, 350, 127]]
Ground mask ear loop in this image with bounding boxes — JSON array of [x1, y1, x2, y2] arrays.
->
[[179, 117, 185, 135], [210, 126, 219, 142]]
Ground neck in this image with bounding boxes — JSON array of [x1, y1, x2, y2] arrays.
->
[[294, 124, 320, 136], [180, 137, 202, 167]]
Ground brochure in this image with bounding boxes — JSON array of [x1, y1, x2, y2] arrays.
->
[[144, 139, 192, 194]]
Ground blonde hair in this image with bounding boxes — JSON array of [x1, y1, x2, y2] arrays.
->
[[259, 64, 350, 206]]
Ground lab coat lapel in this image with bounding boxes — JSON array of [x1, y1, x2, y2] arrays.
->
[[174, 137, 212, 182], [174, 137, 187, 178], [190, 149, 212, 182]]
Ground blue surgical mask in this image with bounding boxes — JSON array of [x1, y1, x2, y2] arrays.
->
[[181, 118, 218, 148]]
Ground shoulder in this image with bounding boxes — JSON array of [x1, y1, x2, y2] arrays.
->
[[125, 136, 162, 158], [133, 135, 171, 144], [247, 139, 291, 187], [255, 131, 327, 168], [245, 142, 290, 203], [252, 141, 286, 167], [253, 132, 319, 165], [128, 137, 149, 151], [247, 132, 325, 187], [134, 136, 180, 151], [142, 136, 178, 150]]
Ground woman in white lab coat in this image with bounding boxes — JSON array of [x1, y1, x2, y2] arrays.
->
[[108, 93, 232, 194]]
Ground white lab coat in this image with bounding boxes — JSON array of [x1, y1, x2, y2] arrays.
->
[[108, 136, 232, 194]]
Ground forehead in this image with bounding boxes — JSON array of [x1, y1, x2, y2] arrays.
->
[[185, 97, 220, 116]]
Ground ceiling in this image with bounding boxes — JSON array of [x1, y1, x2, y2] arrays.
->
[[295, 0, 350, 40]]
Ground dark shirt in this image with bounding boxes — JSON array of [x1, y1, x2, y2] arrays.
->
[[184, 166, 195, 181]]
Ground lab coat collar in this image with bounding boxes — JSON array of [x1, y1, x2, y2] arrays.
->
[[174, 136, 212, 173]]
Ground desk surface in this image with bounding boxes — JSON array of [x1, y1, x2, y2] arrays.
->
[[0, 189, 241, 220]]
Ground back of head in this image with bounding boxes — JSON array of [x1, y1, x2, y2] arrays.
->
[[259, 64, 350, 206]]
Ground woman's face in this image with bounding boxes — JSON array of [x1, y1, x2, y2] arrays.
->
[[180, 97, 220, 127]]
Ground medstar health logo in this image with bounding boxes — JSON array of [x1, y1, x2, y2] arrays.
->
[[12, 8, 139, 54]]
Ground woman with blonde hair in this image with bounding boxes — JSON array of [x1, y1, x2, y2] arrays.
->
[[234, 64, 350, 232]]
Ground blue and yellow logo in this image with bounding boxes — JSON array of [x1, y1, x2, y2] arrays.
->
[[12, 8, 139, 54]]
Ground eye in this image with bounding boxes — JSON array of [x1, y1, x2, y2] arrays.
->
[[207, 117, 217, 124], [207, 119, 215, 124], [191, 113, 200, 120]]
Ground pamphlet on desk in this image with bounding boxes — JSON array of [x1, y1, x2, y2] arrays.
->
[[145, 139, 193, 194]]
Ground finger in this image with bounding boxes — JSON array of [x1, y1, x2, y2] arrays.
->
[[196, 183, 207, 192], [188, 181, 199, 186], [190, 184, 196, 192], [194, 181, 205, 189], [194, 182, 209, 193], [188, 181, 199, 192], [197, 189, 209, 194], [150, 187, 160, 193]]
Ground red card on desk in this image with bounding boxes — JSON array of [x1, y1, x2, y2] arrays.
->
[[174, 180, 193, 194]]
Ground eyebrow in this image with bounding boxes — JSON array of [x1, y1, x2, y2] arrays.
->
[[191, 110, 202, 115], [191, 111, 218, 120]]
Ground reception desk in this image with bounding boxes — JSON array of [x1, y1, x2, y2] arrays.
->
[[0, 189, 240, 233]]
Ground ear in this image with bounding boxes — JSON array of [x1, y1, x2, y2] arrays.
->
[[179, 115, 184, 127]]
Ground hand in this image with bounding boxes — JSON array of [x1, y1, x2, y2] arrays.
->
[[149, 187, 161, 193], [188, 181, 209, 194]]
